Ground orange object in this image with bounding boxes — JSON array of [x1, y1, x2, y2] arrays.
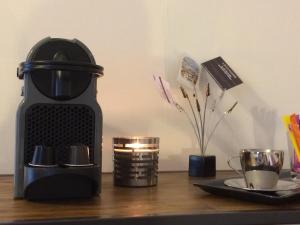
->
[[290, 114, 300, 158], [282, 115, 300, 161]]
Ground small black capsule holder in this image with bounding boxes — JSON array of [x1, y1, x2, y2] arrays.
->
[[14, 37, 103, 200]]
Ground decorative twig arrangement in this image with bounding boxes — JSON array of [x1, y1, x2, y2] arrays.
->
[[153, 57, 238, 156], [179, 84, 237, 155]]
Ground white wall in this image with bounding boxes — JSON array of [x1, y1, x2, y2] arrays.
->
[[1, 0, 299, 174]]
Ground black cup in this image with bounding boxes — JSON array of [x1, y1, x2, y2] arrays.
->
[[65, 144, 91, 166], [30, 145, 56, 167]]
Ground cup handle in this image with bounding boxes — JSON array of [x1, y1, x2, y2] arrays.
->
[[227, 156, 243, 177]]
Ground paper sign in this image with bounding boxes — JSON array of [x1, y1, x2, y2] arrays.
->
[[202, 57, 243, 90]]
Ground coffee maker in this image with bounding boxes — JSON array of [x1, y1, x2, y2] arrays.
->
[[14, 37, 103, 200]]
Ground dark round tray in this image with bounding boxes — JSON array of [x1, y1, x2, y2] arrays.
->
[[194, 172, 300, 204]]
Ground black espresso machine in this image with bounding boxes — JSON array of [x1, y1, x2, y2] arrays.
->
[[14, 37, 103, 200]]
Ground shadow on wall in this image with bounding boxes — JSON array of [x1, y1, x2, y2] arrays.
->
[[231, 83, 278, 149], [102, 123, 130, 172], [0, 97, 20, 174], [159, 147, 194, 171], [251, 106, 277, 149], [198, 66, 278, 152]]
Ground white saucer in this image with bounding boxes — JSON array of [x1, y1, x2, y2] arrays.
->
[[224, 178, 300, 192]]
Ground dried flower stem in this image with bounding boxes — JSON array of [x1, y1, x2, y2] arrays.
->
[[204, 113, 225, 154], [201, 84, 210, 153], [194, 86, 203, 150], [177, 81, 237, 156], [187, 96, 202, 150], [204, 101, 238, 154], [175, 103, 201, 148], [196, 98, 203, 149], [180, 86, 202, 150], [206, 91, 225, 145]]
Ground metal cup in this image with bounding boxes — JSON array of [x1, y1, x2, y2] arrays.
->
[[30, 145, 56, 167], [228, 149, 284, 189], [65, 144, 91, 166]]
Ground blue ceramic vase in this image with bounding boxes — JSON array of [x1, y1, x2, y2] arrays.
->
[[189, 155, 216, 177]]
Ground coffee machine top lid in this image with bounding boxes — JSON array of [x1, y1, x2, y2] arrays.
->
[[26, 37, 96, 63], [17, 37, 104, 100], [17, 37, 104, 79]]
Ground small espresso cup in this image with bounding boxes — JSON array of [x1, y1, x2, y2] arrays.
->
[[228, 149, 284, 189]]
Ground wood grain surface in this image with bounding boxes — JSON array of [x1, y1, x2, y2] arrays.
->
[[0, 172, 299, 223]]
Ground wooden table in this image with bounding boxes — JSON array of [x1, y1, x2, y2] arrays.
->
[[1, 172, 300, 225]]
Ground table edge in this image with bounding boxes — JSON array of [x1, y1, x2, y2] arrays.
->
[[3, 209, 300, 225]]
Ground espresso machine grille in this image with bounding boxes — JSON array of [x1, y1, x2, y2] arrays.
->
[[24, 104, 95, 164]]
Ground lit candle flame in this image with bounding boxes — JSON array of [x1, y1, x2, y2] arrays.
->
[[125, 143, 146, 149]]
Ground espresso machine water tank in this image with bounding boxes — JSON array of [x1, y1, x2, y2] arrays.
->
[[14, 37, 103, 200]]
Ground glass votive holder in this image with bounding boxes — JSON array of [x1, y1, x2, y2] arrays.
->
[[287, 133, 300, 181], [112, 137, 159, 187], [289, 149, 300, 181]]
